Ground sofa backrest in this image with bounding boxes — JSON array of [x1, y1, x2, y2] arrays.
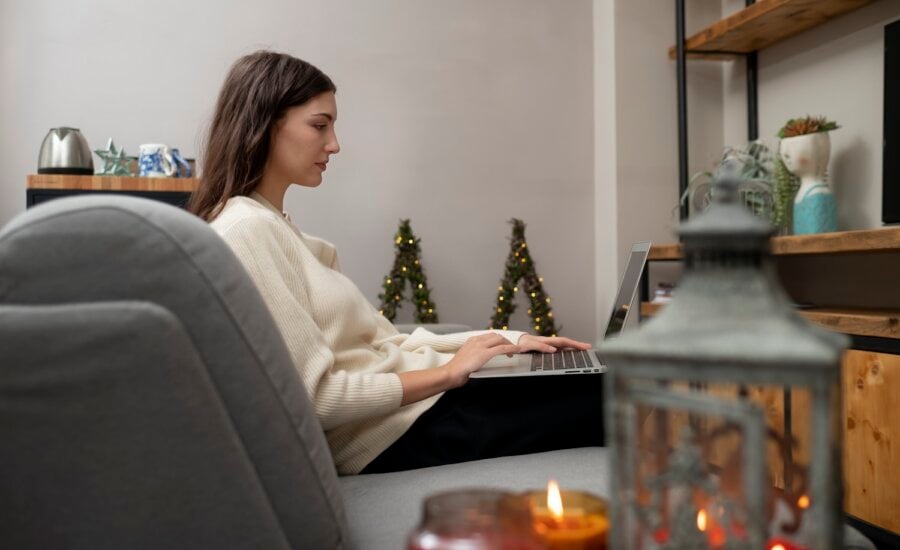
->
[[0, 195, 349, 549]]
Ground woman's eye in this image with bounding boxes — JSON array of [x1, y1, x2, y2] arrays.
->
[[313, 124, 327, 130]]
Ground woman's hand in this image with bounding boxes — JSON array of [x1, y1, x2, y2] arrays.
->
[[444, 333, 521, 388], [517, 334, 592, 354]]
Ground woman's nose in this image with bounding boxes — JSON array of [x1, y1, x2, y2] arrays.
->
[[326, 134, 340, 154]]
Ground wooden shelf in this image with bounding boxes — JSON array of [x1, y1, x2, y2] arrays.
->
[[772, 227, 900, 255], [648, 227, 900, 260], [668, 0, 875, 60], [27, 174, 197, 193], [803, 308, 900, 339], [640, 302, 666, 317], [641, 302, 900, 340], [648, 243, 684, 261]]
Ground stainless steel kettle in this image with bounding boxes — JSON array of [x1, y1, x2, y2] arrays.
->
[[37, 127, 94, 175]]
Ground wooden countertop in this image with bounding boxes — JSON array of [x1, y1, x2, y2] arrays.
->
[[28, 174, 197, 193]]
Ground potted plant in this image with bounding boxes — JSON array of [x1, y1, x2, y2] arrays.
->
[[680, 140, 776, 222], [777, 116, 840, 235]]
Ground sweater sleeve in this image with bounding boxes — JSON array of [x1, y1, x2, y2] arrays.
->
[[216, 216, 403, 431], [399, 328, 527, 353]]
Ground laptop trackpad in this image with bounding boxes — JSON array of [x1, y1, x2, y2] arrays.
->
[[482, 354, 525, 368]]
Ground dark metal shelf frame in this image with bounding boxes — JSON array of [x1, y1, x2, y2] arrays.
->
[[675, 0, 759, 222]]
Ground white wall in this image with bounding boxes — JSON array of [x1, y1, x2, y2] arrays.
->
[[0, 0, 597, 341], [593, 0, 619, 344], [722, 0, 900, 230], [593, 0, 723, 340], [614, 0, 724, 261]]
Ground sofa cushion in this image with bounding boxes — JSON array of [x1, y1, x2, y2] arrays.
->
[[339, 447, 608, 550], [0, 302, 292, 549], [0, 196, 349, 548]]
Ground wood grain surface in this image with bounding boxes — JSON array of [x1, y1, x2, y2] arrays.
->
[[667, 0, 874, 59], [642, 303, 900, 341], [648, 227, 900, 260], [843, 350, 900, 532], [28, 174, 197, 193]]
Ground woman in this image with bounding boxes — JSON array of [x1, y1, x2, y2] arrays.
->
[[189, 50, 604, 475]]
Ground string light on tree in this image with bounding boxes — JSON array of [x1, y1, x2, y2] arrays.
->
[[377, 219, 439, 323], [488, 218, 559, 336]]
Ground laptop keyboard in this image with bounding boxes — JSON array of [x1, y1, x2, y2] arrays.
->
[[530, 350, 597, 372]]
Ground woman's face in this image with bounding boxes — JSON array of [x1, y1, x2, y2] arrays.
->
[[267, 91, 340, 188]]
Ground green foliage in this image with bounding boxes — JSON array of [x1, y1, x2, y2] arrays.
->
[[377, 220, 439, 323], [772, 154, 801, 231], [681, 140, 776, 223], [777, 116, 840, 139], [489, 219, 558, 337]]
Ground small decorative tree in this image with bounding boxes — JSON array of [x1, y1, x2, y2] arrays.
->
[[489, 219, 558, 336], [377, 220, 439, 323]]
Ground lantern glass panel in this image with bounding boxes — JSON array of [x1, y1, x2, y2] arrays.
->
[[612, 372, 842, 550]]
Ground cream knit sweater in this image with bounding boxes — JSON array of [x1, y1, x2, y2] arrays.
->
[[211, 192, 524, 474]]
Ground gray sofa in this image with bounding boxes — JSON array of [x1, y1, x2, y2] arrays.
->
[[0, 196, 872, 549], [0, 196, 609, 549]]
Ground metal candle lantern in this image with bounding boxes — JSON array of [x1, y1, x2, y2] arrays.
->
[[601, 180, 847, 549]]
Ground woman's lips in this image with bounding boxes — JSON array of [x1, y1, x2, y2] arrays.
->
[[315, 163, 327, 171]]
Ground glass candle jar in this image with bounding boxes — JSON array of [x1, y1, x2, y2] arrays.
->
[[407, 489, 544, 550], [524, 487, 609, 550]]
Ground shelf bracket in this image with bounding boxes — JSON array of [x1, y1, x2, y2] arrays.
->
[[746, 0, 759, 142], [676, 0, 689, 222]]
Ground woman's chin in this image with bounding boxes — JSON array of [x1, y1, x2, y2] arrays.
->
[[293, 177, 324, 189]]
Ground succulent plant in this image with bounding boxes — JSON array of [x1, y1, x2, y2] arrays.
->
[[777, 116, 840, 139]]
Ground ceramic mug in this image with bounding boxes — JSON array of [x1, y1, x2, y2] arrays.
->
[[138, 143, 176, 177], [170, 148, 192, 178]]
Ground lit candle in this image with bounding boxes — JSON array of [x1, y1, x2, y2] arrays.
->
[[527, 480, 608, 550], [766, 538, 810, 550], [696, 508, 728, 547]]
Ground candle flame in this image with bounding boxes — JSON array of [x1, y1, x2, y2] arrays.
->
[[696, 509, 707, 532], [547, 480, 564, 519], [797, 494, 810, 509], [770, 545, 786, 550]]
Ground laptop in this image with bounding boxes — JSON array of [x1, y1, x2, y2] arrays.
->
[[469, 241, 651, 378]]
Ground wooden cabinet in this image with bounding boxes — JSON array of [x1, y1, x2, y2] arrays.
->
[[843, 350, 900, 534], [643, 227, 900, 536]]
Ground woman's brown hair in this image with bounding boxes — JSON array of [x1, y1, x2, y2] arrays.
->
[[188, 51, 336, 221]]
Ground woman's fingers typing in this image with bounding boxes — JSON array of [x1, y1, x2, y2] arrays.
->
[[445, 334, 522, 387], [518, 334, 591, 354], [445, 333, 591, 389]]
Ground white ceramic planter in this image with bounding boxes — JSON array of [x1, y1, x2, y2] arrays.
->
[[780, 132, 837, 234]]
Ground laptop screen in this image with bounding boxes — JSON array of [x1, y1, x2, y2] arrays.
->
[[603, 242, 651, 339]]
